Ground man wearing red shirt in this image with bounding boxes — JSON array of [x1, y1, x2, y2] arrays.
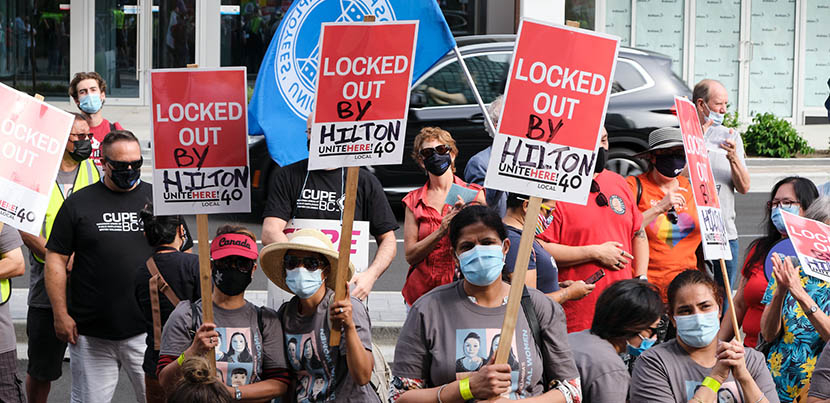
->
[[69, 72, 124, 167], [537, 129, 649, 332]]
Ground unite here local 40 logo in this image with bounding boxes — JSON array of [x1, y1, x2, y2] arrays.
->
[[274, 0, 396, 119]]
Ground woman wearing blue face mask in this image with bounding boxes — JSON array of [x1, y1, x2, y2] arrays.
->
[[568, 279, 663, 402], [259, 229, 379, 402], [718, 177, 818, 351], [630, 270, 778, 402], [391, 205, 582, 403]]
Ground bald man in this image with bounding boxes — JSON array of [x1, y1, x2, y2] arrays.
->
[[693, 79, 750, 295]]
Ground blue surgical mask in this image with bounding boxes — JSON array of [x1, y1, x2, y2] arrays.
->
[[674, 311, 720, 348], [771, 205, 800, 234], [458, 244, 504, 286], [627, 335, 656, 357], [79, 93, 103, 114], [285, 267, 323, 299], [705, 105, 724, 126]]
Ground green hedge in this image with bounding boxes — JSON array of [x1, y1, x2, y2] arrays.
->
[[741, 113, 813, 158]]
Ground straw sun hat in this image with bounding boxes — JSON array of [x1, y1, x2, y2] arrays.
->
[[634, 127, 685, 157], [260, 229, 355, 294]]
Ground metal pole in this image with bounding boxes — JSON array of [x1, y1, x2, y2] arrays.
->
[[452, 45, 497, 136]]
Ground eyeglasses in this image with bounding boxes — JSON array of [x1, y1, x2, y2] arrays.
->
[[418, 144, 451, 159], [70, 133, 94, 140], [590, 180, 608, 207], [767, 199, 800, 210], [283, 255, 326, 271], [104, 157, 143, 170]]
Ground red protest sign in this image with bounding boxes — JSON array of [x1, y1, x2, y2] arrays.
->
[[484, 19, 619, 205], [309, 21, 418, 170], [150, 67, 250, 215], [0, 84, 73, 234], [676, 96, 730, 260], [782, 210, 830, 282]]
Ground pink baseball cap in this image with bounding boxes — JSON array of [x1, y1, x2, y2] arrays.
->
[[210, 233, 258, 260]]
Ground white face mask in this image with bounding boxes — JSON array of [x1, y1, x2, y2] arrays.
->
[[704, 104, 724, 126]]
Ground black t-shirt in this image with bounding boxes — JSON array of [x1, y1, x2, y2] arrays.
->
[[134, 249, 201, 375], [46, 181, 154, 340], [263, 159, 398, 237]]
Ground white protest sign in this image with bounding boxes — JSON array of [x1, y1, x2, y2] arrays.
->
[[283, 219, 371, 272]]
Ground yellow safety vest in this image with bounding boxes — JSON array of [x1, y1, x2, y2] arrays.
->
[[34, 159, 100, 263]]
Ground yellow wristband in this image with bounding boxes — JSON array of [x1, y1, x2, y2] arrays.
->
[[177, 352, 186, 366], [702, 376, 721, 393], [459, 377, 474, 401]]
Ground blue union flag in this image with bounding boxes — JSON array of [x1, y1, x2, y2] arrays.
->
[[247, 0, 456, 167]]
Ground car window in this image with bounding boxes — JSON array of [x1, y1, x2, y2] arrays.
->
[[417, 52, 510, 106], [611, 59, 648, 94]]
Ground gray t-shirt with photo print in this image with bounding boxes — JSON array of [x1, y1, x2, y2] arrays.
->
[[568, 330, 630, 403]]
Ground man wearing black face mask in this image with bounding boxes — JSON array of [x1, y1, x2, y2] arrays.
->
[[44, 130, 155, 402], [537, 128, 649, 333], [19, 112, 100, 403]]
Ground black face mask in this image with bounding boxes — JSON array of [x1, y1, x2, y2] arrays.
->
[[424, 153, 452, 176], [109, 168, 141, 189], [654, 154, 686, 178], [593, 147, 608, 174], [69, 139, 92, 162], [212, 266, 253, 296]]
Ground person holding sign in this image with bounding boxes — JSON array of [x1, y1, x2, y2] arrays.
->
[[402, 127, 485, 307], [68, 72, 124, 166], [693, 79, 750, 296], [158, 226, 290, 401], [630, 270, 778, 403], [537, 129, 648, 332], [261, 117, 398, 301], [0, 224, 25, 403], [259, 229, 378, 402], [19, 112, 100, 403], [760, 195, 830, 403], [625, 127, 701, 301], [718, 177, 820, 348], [391, 206, 582, 402], [44, 130, 152, 402], [465, 95, 508, 216]]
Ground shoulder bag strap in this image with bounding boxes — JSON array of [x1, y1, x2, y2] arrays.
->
[[147, 256, 181, 305], [147, 256, 180, 350]]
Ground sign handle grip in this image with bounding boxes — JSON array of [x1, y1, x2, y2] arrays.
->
[[720, 258, 741, 344], [495, 196, 542, 364], [329, 166, 359, 347], [196, 214, 216, 370]]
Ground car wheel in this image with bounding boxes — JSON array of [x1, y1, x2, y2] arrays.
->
[[607, 150, 647, 177]]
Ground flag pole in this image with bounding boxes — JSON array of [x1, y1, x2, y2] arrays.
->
[[452, 46, 497, 136]]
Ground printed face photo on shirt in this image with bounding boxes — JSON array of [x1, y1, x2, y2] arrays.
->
[[218, 327, 254, 363], [227, 362, 253, 387], [286, 332, 333, 401], [455, 329, 486, 372], [686, 380, 740, 403], [213, 327, 228, 361], [455, 328, 530, 399]]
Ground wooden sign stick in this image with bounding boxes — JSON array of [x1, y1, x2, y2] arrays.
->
[[184, 63, 216, 369], [329, 166, 359, 347], [495, 196, 542, 364], [720, 258, 741, 343]]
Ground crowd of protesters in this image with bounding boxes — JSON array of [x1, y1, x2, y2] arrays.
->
[[2, 70, 830, 403]]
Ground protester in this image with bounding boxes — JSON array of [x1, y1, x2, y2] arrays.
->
[[44, 130, 151, 402], [391, 205, 582, 402], [17, 113, 99, 403], [167, 356, 233, 403], [630, 270, 778, 402], [804, 197, 830, 402], [259, 228, 378, 401], [694, 79, 750, 297], [68, 72, 124, 166], [719, 177, 819, 348], [134, 204, 200, 403], [464, 95, 507, 215], [760, 191, 830, 403], [0, 224, 25, 402], [626, 127, 701, 300], [503, 193, 593, 304], [569, 279, 663, 402], [402, 127, 485, 307], [538, 128, 648, 332], [158, 225, 289, 401], [261, 117, 398, 302]]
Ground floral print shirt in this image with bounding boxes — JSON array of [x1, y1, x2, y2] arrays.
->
[[762, 264, 830, 402]]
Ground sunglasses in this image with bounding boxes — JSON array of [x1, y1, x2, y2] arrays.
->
[[70, 133, 94, 140], [105, 157, 143, 170], [284, 255, 326, 271], [418, 144, 451, 159], [539, 203, 554, 217], [213, 256, 255, 273], [590, 180, 608, 207]]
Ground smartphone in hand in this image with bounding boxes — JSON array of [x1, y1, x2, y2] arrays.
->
[[585, 268, 606, 284]]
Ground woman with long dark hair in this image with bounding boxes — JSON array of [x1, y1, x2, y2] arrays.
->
[[223, 332, 253, 363]]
